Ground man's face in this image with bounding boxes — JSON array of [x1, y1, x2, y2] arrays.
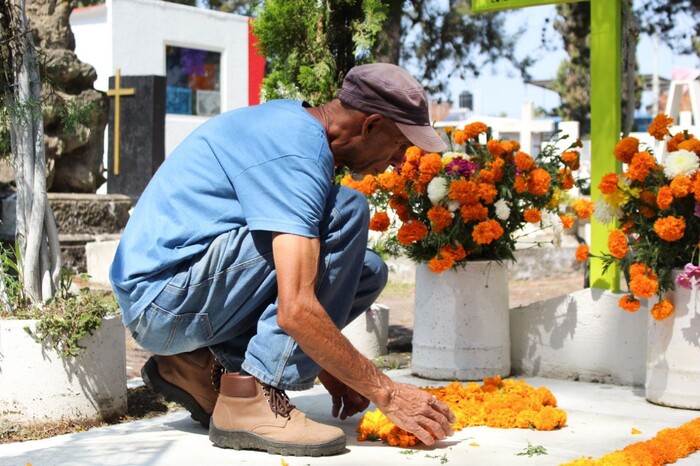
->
[[352, 116, 412, 175]]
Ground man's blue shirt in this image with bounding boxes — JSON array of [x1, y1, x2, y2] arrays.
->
[[110, 100, 334, 325]]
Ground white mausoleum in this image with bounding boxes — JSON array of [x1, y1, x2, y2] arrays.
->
[[70, 0, 264, 159]]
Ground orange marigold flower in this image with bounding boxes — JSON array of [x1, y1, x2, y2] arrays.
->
[[528, 168, 552, 196], [607, 230, 629, 259], [651, 299, 674, 321], [377, 170, 406, 195], [694, 175, 700, 202], [670, 174, 692, 198], [514, 175, 528, 193], [598, 173, 619, 194], [418, 152, 443, 184], [491, 158, 505, 181], [479, 183, 498, 204], [479, 169, 495, 184], [656, 186, 674, 210], [389, 197, 410, 222], [369, 211, 390, 232], [449, 179, 480, 205], [397, 220, 428, 245], [575, 244, 589, 262], [621, 220, 635, 234], [627, 151, 657, 182], [453, 129, 467, 145], [404, 146, 424, 164], [472, 219, 504, 245], [460, 203, 489, 222], [514, 151, 534, 171], [487, 139, 505, 157], [560, 215, 575, 229], [614, 136, 639, 164], [463, 122, 488, 140], [619, 295, 641, 313], [559, 167, 575, 190], [524, 208, 541, 224], [561, 150, 581, 170], [427, 205, 453, 233], [630, 273, 658, 299], [400, 160, 418, 180], [648, 113, 674, 140], [654, 216, 685, 242], [666, 132, 693, 152], [428, 253, 455, 273], [678, 138, 700, 156], [572, 199, 594, 219], [340, 173, 377, 195], [500, 140, 519, 154], [443, 244, 468, 261], [629, 262, 653, 278]]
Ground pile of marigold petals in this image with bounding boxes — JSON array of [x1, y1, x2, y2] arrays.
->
[[356, 376, 567, 448], [562, 417, 700, 465]]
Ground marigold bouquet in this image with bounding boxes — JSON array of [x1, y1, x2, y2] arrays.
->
[[573, 113, 700, 320], [342, 122, 585, 273]]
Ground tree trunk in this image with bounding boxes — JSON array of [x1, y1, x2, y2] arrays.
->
[[2, 0, 61, 306], [373, 0, 403, 64]]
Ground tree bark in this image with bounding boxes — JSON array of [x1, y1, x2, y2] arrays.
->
[[3, 0, 61, 306]]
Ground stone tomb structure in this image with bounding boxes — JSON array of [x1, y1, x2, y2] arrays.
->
[[70, 0, 265, 161]]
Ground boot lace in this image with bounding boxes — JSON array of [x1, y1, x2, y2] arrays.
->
[[210, 359, 224, 393], [262, 383, 295, 418]]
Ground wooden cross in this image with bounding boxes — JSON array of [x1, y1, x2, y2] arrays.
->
[[473, 0, 621, 291], [107, 68, 136, 176]]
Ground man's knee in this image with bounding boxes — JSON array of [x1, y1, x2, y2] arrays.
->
[[364, 249, 388, 293]]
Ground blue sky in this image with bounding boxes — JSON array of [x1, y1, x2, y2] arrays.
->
[[449, 4, 700, 118]]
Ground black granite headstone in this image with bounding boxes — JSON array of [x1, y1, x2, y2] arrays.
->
[[107, 75, 166, 201]]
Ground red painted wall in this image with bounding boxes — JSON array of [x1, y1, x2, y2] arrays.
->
[[248, 18, 265, 106]]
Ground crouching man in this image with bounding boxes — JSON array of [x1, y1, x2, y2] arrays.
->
[[110, 63, 455, 457]]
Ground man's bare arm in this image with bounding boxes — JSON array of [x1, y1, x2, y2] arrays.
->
[[272, 233, 455, 445]]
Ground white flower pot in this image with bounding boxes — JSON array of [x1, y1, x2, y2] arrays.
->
[[342, 304, 389, 359], [412, 261, 510, 380], [0, 315, 127, 424], [646, 270, 700, 409]]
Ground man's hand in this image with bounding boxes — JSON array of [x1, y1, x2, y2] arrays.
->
[[377, 382, 456, 446], [318, 369, 370, 420]]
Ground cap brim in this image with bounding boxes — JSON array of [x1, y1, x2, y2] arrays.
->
[[395, 122, 448, 153]]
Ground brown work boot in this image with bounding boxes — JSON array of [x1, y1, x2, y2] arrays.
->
[[209, 373, 346, 457], [141, 348, 222, 427]]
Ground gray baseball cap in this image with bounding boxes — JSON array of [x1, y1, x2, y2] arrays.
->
[[337, 63, 447, 153]]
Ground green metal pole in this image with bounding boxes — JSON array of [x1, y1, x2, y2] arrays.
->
[[589, 0, 621, 290]]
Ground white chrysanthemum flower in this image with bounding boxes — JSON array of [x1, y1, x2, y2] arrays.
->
[[663, 149, 699, 179], [494, 199, 510, 220], [446, 200, 461, 212], [594, 198, 621, 224], [427, 176, 449, 205], [542, 210, 563, 235]]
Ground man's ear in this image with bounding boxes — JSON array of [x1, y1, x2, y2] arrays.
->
[[362, 114, 384, 138]]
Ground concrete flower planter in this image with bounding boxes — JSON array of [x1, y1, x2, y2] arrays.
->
[[646, 270, 700, 409], [412, 261, 511, 381], [342, 303, 389, 359], [0, 315, 127, 424]]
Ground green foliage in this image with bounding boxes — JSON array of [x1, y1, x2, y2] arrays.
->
[[0, 244, 119, 359], [23, 288, 119, 358], [253, 0, 387, 105], [516, 441, 548, 457], [635, 0, 700, 56]]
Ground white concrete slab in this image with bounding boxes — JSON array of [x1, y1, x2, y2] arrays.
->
[[1, 370, 699, 466]]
